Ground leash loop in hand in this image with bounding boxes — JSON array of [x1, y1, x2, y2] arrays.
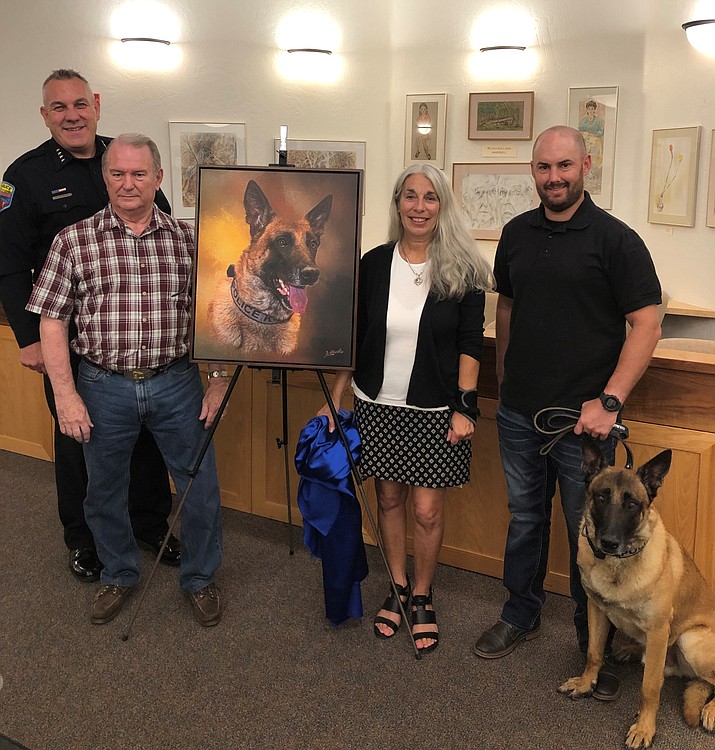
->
[[532, 406, 633, 469]]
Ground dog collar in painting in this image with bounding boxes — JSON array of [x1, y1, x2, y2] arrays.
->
[[230, 278, 291, 325]]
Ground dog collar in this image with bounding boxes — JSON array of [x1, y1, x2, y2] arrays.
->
[[582, 524, 649, 560], [230, 278, 291, 325]]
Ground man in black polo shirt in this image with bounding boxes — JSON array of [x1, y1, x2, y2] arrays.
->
[[474, 126, 662, 696], [0, 69, 180, 581]]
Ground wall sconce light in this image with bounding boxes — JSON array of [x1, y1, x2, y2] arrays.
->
[[480, 45, 526, 53], [682, 19, 715, 54], [121, 37, 171, 45], [287, 48, 332, 55]]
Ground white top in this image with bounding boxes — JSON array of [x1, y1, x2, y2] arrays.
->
[[354, 243, 442, 409]]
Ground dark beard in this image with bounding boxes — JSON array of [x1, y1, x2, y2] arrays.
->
[[537, 173, 584, 214]]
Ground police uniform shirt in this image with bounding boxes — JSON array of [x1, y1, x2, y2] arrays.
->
[[0, 135, 171, 347]]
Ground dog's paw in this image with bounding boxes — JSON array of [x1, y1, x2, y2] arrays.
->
[[626, 718, 655, 749], [558, 676, 594, 700], [702, 700, 715, 732]]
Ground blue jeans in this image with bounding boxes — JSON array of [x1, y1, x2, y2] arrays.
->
[[496, 404, 615, 650], [77, 356, 223, 594]]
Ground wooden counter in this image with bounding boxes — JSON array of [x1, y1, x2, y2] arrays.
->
[[3, 323, 714, 592]]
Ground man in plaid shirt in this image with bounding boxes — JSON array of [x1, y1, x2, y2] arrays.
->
[[28, 133, 228, 627]]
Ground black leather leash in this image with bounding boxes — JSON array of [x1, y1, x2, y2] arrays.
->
[[533, 406, 633, 469]]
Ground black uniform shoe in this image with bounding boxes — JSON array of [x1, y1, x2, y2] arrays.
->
[[137, 534, 181, 566], [474, 620, 542, 659], [593, 657, 622, 701], [69, 547, 103, 582]]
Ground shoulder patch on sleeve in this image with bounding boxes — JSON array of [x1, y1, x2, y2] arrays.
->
[[0, 181, 15, 212]]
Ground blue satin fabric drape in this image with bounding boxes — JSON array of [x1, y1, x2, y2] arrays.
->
[[295, 410, 368, 626]]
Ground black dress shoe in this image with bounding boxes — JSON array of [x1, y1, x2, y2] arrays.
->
[[593, 665, 622, 701], [137, 534, 181, 566], [69, 547, 103, 582], [474, 620, 542, 659]]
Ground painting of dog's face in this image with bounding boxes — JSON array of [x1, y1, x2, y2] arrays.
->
[[192, 166, 361, 369]]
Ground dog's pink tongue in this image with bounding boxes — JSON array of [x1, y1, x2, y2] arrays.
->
[[289, 285, 308, 313]]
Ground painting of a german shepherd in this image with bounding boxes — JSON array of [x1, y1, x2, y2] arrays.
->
[[207, 179, 333, 355], [559, 436, 715, 749]]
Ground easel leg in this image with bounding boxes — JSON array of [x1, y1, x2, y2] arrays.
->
[[316, 370, 420, 659], [273, 369, 295, 554], [121, 365, 243, 641]]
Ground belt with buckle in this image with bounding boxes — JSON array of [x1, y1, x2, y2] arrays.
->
[[90, 358, 180, 381]]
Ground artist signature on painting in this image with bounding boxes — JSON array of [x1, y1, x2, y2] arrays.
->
[[324, 348, 344, 358]]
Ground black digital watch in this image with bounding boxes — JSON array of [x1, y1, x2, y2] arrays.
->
[[599, 392, 623, 413]]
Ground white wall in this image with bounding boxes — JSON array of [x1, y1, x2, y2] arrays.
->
[[1, 0, 714, 307]]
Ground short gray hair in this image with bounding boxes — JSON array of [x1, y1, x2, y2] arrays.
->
[[43, 68, 89, 88], [102, 133, 162, 175]]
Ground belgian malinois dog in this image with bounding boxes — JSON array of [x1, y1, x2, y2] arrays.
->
[[208, 179, 332, 355], [559, 436, 715, 749]]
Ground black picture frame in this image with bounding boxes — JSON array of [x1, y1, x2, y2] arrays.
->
[[191, 165, 362, 370]]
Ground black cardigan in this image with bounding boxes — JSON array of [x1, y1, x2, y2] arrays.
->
[[353, 242, 485, 410]]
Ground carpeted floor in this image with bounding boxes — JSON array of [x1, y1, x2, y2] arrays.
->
[[0, 449, 712, 750]]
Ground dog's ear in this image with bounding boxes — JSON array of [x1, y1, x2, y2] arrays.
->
[[305, 194, 333, 237], [244, 180, 276, 240], [582, 435, 608, 487], [636, 449, 672, 502]]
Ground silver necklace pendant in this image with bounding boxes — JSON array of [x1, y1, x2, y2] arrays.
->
[[414, 276, 423, 286]]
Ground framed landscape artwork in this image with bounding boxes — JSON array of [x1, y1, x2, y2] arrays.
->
[[468, 92, 534, 140]]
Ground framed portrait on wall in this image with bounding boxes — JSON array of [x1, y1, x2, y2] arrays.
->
[[191, 165, 362, 370], [168, 122, 247, 219], [452, 162, 538, 240], [468, 92, 534, 140], [567, 86, 619, 209], [647, 126, 701, 227], [404, 94, 447, 169]]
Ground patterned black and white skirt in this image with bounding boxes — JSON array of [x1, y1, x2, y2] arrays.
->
[[354, 398, 471, 488]]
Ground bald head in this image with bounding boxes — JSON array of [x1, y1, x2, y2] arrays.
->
[[533, 126, 586, 160], [530, 126, 591, 221]]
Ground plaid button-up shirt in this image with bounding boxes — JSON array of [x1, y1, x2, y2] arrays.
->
[[27, 204, 194, 371]]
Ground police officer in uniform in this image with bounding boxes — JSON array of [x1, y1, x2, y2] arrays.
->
[[0, 69, 180, 580]]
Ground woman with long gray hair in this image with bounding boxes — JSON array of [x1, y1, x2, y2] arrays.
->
[[319, 163, 492, 653]]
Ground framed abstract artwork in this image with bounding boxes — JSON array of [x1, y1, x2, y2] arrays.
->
[[647, 126, 701, 227], [168, 122, 247, 219], [707, 130, 715, 228]]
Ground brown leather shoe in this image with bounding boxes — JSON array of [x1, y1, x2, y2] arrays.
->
[[91, 584, 132, 624], [187, 583, 223, 627]]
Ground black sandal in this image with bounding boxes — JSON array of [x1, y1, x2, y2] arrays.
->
[[411, 588, 439, 654], [373, 578, 411, 639]]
